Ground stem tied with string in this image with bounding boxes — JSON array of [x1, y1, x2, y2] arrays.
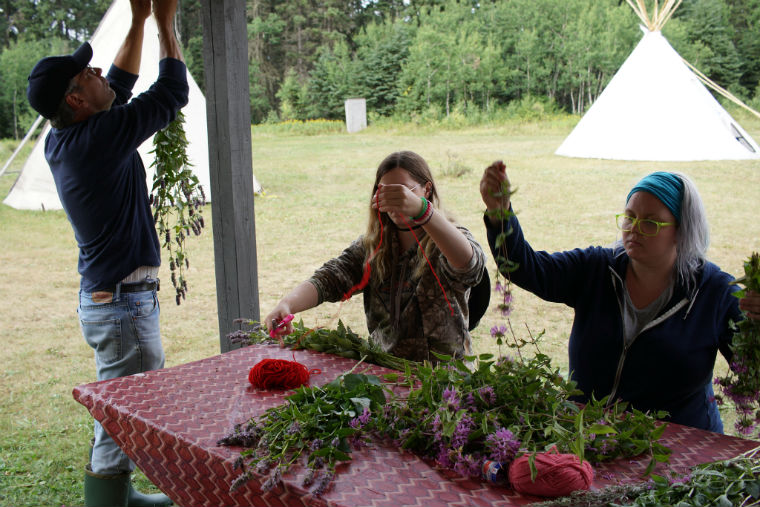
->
[[150, 110, 206, 305]]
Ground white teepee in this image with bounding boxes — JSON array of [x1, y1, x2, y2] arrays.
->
[[555, 0, 760, 161], [4, 0, 260, 210]]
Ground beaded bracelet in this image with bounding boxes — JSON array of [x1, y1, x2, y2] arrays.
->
[[412, 197, 429, 220]]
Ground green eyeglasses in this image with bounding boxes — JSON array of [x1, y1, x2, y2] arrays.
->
[[615, 214, 675, 237]]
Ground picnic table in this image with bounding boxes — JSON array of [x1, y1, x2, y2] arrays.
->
[[73, 343, 759, 507]]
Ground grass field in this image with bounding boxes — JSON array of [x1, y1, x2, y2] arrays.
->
[[1, 116, 759, 506]]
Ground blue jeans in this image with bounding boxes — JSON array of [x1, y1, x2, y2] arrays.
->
[[78, 286, 165, 474]]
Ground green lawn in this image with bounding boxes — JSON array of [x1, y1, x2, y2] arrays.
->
[[1, 117, 759, 506]]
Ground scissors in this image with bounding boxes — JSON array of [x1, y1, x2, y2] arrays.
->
[[269, 313, 295, 339]]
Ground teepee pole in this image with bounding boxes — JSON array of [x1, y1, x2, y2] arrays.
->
[[626, 0, 648, 28], [0, 115, 44, 179], [655, 0, 682, 30], [683, 58, 760, 120]]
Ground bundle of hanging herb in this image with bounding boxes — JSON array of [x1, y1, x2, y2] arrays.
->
[[150, 110, 206, 305]]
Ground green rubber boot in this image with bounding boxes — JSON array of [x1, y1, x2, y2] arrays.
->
[[126, 484, 173, 507], [87, 440, 172, 507], [84, 464, 129, 507]]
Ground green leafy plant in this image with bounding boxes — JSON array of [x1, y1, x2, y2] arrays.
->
[[150, 110, 206, 305], [218, 368, 387, 497], [377, 335, 671, 482], [715, 252, 760, 436]]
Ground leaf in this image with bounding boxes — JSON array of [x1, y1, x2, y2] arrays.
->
[[350, 397, 371, 412], [586, 424, 617, 435]]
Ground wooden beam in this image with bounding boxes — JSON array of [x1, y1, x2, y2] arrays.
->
[[199, 0, 259, 352]]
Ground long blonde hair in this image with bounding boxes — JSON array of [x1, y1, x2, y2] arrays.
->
[[362, 151, 454, 280]]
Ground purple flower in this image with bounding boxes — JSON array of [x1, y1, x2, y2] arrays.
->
[[442, 386, 461, 411], [490, 325, 507, 338], [349, 417, 361, 429], [436, 445, 453, 468], [494, 281, 504, 294], [310, 439, 323, 451], [312, 469, 334, 497], [286, 422, 301, 435], [453, 451, 482, 478], [485, 427, 520, 463], [359, 407, 371, 425], [451, 414, 474, 448], [478, 386, 496, 406], [466, 392, 477, 409]]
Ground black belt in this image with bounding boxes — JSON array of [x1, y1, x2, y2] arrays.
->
[[106, 279, 160, 293]]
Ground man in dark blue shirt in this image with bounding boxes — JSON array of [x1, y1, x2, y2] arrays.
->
[[26, 1, 187, 505]]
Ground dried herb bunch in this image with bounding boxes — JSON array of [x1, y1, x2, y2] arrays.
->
[[715, 252, 760, 436], [150, 110, 206, 305]]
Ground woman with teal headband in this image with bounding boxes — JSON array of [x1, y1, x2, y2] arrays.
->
[[481, 162, 749, 433]]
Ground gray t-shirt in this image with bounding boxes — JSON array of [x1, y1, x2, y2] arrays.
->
[[622, 282, 674, 346]]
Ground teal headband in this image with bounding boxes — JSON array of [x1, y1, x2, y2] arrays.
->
[[626, 172, 684, 223]]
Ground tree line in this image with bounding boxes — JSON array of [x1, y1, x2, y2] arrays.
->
[[1, 0, 759, 138]]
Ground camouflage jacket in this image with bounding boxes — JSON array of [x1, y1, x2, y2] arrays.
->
[[308, 226, 486, 362]]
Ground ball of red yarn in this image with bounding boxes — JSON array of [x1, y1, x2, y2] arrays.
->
[[508, 451, 594, 497], [248, 358, 311, 390]]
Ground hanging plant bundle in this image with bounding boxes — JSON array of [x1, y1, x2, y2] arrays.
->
[[715, 252, 760, 436], [150, 110, 206, 305]]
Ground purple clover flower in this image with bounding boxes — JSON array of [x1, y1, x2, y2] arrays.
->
[[451, 413, 474, 448], [312, 469, 335, 497], [478, 386, 496, 406], [485, 427, 520, 463], [490, 325, 507, 339], [442, 386, 460, 411], [453, 451, 482, 478], [359, 407, 371, 425]]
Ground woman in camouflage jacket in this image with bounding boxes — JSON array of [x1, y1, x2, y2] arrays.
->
[[265, 151, 487, 362]]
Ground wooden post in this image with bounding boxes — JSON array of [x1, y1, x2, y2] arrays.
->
[[199, 0, 259, 352]]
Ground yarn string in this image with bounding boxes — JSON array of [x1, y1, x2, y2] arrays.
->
[[248, 353, 321, 390], [398, 213, 454, 316], [508, 447, 594, 498], [341, 193, 384, 301]]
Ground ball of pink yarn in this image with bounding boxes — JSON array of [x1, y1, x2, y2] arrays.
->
[[508, 451, 594, 497]]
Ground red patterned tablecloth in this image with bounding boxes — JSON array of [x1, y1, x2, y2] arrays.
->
[[73, 344, 759, 507]]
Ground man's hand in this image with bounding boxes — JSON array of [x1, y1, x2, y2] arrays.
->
[[130, 0, 151, 23], [152, 0, 183, 61], [152, 0, 178, 26]]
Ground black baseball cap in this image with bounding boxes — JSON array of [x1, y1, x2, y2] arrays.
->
[[27, 42, 93, 119]]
